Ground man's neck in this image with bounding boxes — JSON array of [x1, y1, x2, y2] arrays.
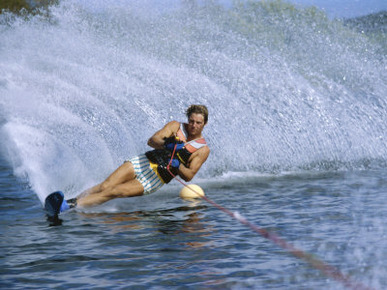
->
[[187, 134, 202, 142]]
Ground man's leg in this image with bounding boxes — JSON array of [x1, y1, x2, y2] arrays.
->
[[78, 161, 137, 197], [76, 179, 144, 208], [77, 183, 103, 198], [75, 161, 144, 207]]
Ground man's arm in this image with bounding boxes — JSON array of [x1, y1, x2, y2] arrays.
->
[[147, 121, 180, 149], [177, 146, 210, 182]]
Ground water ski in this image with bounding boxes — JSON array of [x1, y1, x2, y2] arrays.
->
[[44, 191, 64, 217]]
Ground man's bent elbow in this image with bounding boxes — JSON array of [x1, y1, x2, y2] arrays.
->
[[148, 137, 159, 149], [183, 176, 192, 182], [179, 174, 193, 182]]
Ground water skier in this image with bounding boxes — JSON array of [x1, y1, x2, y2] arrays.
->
[[45, 105, 210, 216]]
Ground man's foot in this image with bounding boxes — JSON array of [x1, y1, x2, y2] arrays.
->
[[45, 191, 64, 217], [44, 191, 77, 217]]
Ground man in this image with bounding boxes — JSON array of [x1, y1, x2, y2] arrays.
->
[[45, 105, 210, 216]]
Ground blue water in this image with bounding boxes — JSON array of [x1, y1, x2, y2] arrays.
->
[[1, 0, 386, 289]]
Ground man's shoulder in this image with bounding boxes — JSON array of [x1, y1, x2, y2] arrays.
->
[[197, 143, 210, 156]]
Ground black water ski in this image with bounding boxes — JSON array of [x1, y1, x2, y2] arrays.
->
[[44, 191, 64, 217]]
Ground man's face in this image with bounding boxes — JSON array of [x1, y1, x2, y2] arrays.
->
[[187, 113, 205, 136]]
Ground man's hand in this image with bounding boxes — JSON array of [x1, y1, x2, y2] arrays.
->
[[169, 158, 180, 169], [164, 136, 185, 152]]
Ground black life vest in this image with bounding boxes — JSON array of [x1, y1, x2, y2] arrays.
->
[[145, 123, 207, 183]]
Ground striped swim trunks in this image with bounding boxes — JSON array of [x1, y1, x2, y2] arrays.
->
[[127, 154, 164, 195]]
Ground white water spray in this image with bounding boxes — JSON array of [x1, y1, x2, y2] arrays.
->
[[0, 0, 386, 201]]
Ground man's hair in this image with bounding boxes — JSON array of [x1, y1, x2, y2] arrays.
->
[[186, 105, 208, 124]]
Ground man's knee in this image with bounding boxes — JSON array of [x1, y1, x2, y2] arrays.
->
[[99, 181, 113, 192]]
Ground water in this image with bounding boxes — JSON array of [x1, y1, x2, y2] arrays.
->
[[1, 0, 386, 289]]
